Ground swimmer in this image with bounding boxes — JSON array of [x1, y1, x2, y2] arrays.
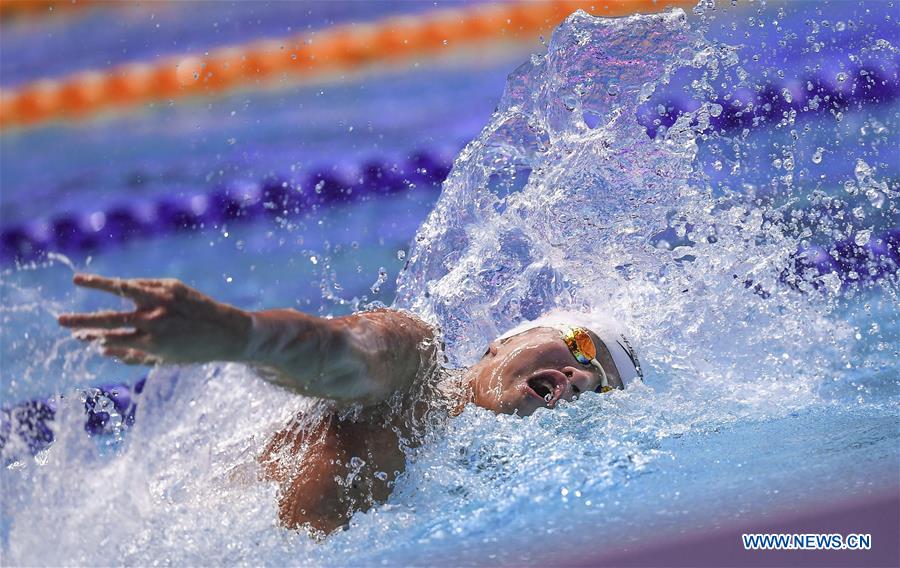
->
[[58, 273, 641, 534]]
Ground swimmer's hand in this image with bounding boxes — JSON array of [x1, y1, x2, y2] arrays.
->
[[59, 273, 251, 365]]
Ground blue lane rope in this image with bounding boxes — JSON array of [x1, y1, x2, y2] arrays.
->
[[637, 52, 899, 137], [791, 229, 900, 285], [1, 377, 145, 457], [1, 148, 455, 264]]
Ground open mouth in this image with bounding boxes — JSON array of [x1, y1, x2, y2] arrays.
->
[[525, 371, 566, 406]]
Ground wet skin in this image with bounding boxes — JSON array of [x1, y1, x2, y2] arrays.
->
[[466, 327, 623, 417], [59, 274, 622, 533], [261, 327, 622, 532]]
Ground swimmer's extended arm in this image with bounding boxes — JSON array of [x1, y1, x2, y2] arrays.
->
[[245, 308, 435, 403], [58, 273, 435, 404]]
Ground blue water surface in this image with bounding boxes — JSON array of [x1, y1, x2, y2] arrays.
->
[[1, 2, 898, 566]]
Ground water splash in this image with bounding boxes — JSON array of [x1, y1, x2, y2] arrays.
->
[[2, 6, 897, 566], [396, 9, 859, 411]]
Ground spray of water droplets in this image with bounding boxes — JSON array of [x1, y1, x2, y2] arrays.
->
[[2, 7, 897, 566]]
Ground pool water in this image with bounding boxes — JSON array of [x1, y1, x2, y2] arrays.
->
[[2, 2, 898, 565]]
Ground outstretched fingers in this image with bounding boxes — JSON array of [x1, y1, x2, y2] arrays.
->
[[73, 328, 145, 344], [64, 274, 175, 367], [59, 310, 139, 329], [73, 273, 162, 306]]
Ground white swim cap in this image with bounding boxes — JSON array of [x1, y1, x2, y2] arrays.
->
[[498, 310, 643, 387]]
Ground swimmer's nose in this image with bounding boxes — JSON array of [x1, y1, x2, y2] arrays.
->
[[562, 366, 593, 397]]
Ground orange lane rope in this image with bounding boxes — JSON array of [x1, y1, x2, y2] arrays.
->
[[0, 0, 101, 22], [0, 0, 693, 130]]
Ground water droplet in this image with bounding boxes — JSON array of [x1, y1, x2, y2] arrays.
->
[[370, 267, 388, 294], [811, 147, 824, 164], [783, 155, 794, 171], [854, 230, 871, 246]]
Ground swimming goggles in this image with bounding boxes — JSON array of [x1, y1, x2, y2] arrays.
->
[[560, 326, 612, 393]]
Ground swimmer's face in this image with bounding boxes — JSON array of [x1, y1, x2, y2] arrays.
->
[[466, 327, 622, 417]]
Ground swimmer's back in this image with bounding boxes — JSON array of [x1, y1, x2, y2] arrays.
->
[[261, 407, 409, 534]]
